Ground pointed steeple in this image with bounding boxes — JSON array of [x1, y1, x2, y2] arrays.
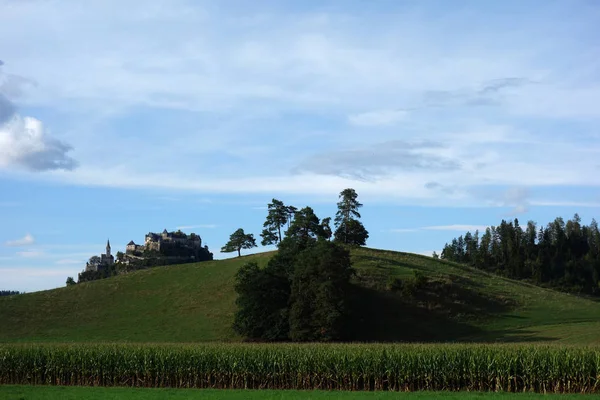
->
[[106, 239, 111, 257]]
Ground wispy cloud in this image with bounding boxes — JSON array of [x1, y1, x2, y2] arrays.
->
[[176, 224, 218, 230], [0, 267, 78, 277], [348, 109, 407, 126], [55, 259, 85, 265], [5, 234, 35, 247], [293, 141, 461, 181], [16, 250, 45, 258], [1, 1, 599, 209], [391, 225, 488, 233]]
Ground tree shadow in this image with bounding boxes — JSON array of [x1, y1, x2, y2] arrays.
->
[[345, 279, 555, 343]]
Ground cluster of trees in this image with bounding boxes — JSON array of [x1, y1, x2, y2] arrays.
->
[[230, 188, 369, 341], [0, 290, 21, 297], [440, 214, 600, 295], [221, 188, 369, 258]]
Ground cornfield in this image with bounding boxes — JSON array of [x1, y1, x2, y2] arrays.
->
[[0, 343, 599, 392]]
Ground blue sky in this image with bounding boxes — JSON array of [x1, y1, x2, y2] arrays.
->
[[1, 0, 600, 292]]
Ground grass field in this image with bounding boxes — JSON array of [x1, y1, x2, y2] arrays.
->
[[2, 386, 600, 400], [1, 247, 599, 344]]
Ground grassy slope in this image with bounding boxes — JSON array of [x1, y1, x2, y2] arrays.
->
[[0, 247, 599, 344], [2, 387, 597, 400]]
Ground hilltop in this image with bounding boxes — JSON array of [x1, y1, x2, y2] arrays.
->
[[1, 247, 599, 344]]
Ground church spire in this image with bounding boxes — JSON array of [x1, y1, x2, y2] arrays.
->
[[106, 239, 111, 256]]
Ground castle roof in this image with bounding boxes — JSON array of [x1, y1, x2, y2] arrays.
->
[[163, 229, 168, 234], [127, 240, 135, 246]]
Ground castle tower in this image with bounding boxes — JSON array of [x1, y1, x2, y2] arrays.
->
[[106, 239, 112, 258]]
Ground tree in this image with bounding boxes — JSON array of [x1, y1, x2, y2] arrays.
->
[[289, 240, 354, 341], [66, 277, 76, 286], [320, 217, 333, 241], [116, 251, 124, 262], [334, 188, 362, 228], [232, 261, 290, 340], [285, 206, 324, 245], [221, 228, 257, 257], [333, 219, 369, 246], [87, 255, 101, 268], [333, 188, 369, 245], [260, 199, 290, 246], [286, 205, 298, 229]]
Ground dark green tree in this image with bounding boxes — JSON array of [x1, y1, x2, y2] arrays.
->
[[334, 188, 362, 227], [221, 228, 257, 257], [289, 240, 354, 342], [285, 206, 325, 245], [286, 205, 298, 229], [66, 276, 76, 286], [320, 217, 333, 241], [260, 199, 290, 246], [232, 261, 290, 340], [333, 188, 369, 245], [333, 219, 369, 246]]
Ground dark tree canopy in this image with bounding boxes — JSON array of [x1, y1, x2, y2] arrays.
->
[[285, 206, 326, 245], [221, 228, 257, 257], [333, 188, 369, 246], [320, 217, 333, 241], [233, 200, 357, 342], [232, 261, 290, 340], [334, 219, 369, 246], [289, 240, 354, 341], [66, 277, 76, 286], [260, 199, 290, 246], [441, 214, 600, 296]]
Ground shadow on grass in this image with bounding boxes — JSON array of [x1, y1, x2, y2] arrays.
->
[[345, 279, 555, 343]]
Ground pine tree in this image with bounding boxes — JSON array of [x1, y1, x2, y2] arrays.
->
[[333, 188, 369, 245], [260, 199, 290, 246]]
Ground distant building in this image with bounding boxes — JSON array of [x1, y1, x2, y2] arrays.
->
[[85, 240, 114, 272], [126, 229, 202, 254]]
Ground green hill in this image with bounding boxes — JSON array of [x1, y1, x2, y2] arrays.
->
[[1, 248, 599, 344]]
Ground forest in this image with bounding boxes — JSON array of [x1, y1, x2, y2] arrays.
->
[[440, 214, 600, 296], [0, 291, 20, 297]]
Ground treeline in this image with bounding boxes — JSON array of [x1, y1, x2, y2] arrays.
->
[[0, 291, 20, 297], [232, 188, 369, 342], [440, 214, 600, 296]]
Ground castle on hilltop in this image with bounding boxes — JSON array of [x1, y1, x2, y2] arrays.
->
[[126, 229, 202, 254], [85, 240, 114, 272], [78, 230, 213, 283]]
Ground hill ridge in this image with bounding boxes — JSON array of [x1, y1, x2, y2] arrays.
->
[[1, 247, 599, 344]]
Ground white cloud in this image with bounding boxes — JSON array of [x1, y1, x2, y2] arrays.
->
[[389, 228, 419, 233], [422, 225, 488, 232], [392, 225, 488, 233], [530, 200, 600, 208], [0, 268, 76, 277], [5, 233, 35, 247], [176, 224, 218, 230], [0, 1, 599, 208], [0, 115, 77, 171], [55, 259, 85, 265], [16, 250, 45, 258], [348, 109, 407, 126], [0, 62, 77, 172]]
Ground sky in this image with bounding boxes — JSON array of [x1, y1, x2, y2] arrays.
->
[[1, 0, 600, 292]]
